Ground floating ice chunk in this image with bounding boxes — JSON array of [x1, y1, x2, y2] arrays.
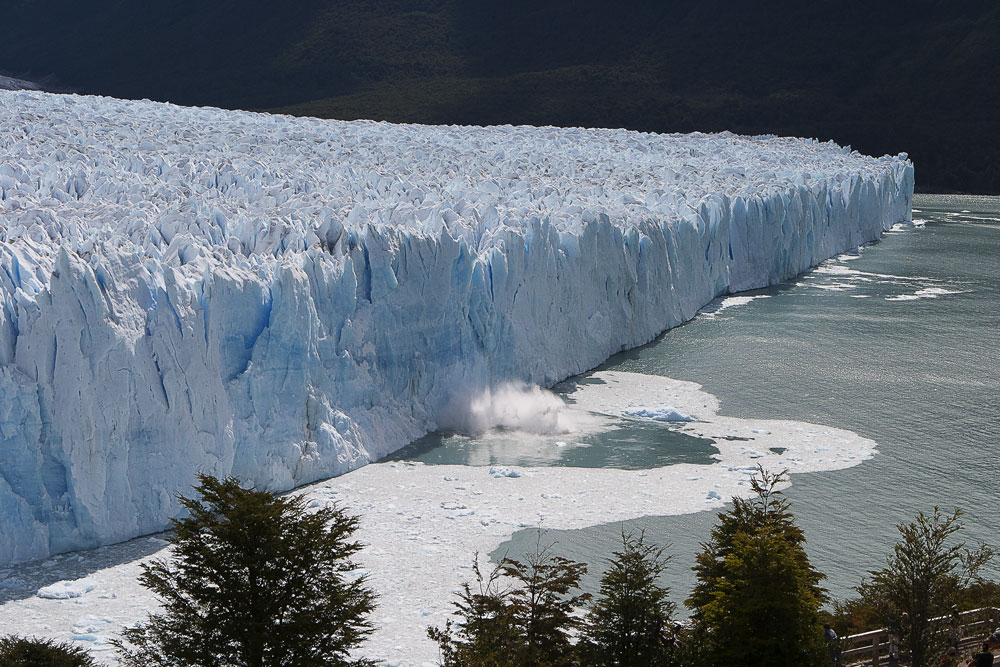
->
[[489, 467, 521, 478], [699, 294, 771, 317], [72, 616, 114, 634], [623, 406, 694, 422], [914, 287, 962, 297], [37, 577, 97, 599], [887, 286, 963, 301]]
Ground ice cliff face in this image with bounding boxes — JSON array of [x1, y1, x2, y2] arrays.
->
[[0, 90, 913, 565]]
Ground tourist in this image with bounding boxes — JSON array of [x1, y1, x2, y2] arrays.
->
[[950, 607, 965, 656], [887, 614, 902, 661], [967, 641, 994, 667], [825, 623, 842, 666]]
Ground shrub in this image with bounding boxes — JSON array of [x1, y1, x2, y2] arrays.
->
[[0, 635, 96, 667], [856, 507, 994, 667]]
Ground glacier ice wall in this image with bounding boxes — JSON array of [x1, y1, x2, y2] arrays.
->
[[0, 90, 913, 565]]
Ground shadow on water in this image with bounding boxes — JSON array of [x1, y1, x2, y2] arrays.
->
[[492, 511, 724, 615], [0, 532, 171, 604]]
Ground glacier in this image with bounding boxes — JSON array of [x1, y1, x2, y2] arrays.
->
[[0, 90, 912, 566]]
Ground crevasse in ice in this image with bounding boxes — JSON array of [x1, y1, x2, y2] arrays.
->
[[0, 90, 913, 565]]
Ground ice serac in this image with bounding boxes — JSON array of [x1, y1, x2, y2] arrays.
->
[[0, 90, 913, 565]]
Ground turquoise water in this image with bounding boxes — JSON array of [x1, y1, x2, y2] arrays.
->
[[383, 416, 718, 469], [497, 194, 1000, 604]]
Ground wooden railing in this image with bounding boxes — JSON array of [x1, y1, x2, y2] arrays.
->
[[842, 607, 999, 666]]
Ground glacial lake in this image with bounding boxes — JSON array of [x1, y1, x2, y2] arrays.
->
[[392, 194, 1000, 606], [502, 193, 1000, 605]]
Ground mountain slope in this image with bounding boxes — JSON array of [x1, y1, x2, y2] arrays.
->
[[2, 0, 996, 192]]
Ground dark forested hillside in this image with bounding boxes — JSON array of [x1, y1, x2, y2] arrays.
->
[[3, 0, 997, 193]]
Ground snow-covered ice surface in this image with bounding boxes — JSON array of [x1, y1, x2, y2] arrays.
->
[[0, 88, 912, 566], [0, 371, 876, 664]]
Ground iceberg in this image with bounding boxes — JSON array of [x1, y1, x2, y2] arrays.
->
[[623, 406, 694, 422], [0, 90, 912, 566]]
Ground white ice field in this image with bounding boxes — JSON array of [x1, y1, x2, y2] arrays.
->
[[0, 88, 911, 661]]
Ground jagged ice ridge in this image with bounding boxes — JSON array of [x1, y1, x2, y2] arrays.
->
[[0, 90, 913, 565]]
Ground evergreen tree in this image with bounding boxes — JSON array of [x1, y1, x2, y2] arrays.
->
[[429, 538, 588, 666], [580, 529, 676, 666], [686, 467, 828, 667], [0, 635, 97, 667], [427, 556, 520, 667], [856, 507, 994, 667], [502, 541, 590, 666], [113, 474, 377, 667]]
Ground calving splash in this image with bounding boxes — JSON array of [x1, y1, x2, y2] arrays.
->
[[388, 380, 707, 469], [440, 382, 593, 435], [0, 89, 911, 565]]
